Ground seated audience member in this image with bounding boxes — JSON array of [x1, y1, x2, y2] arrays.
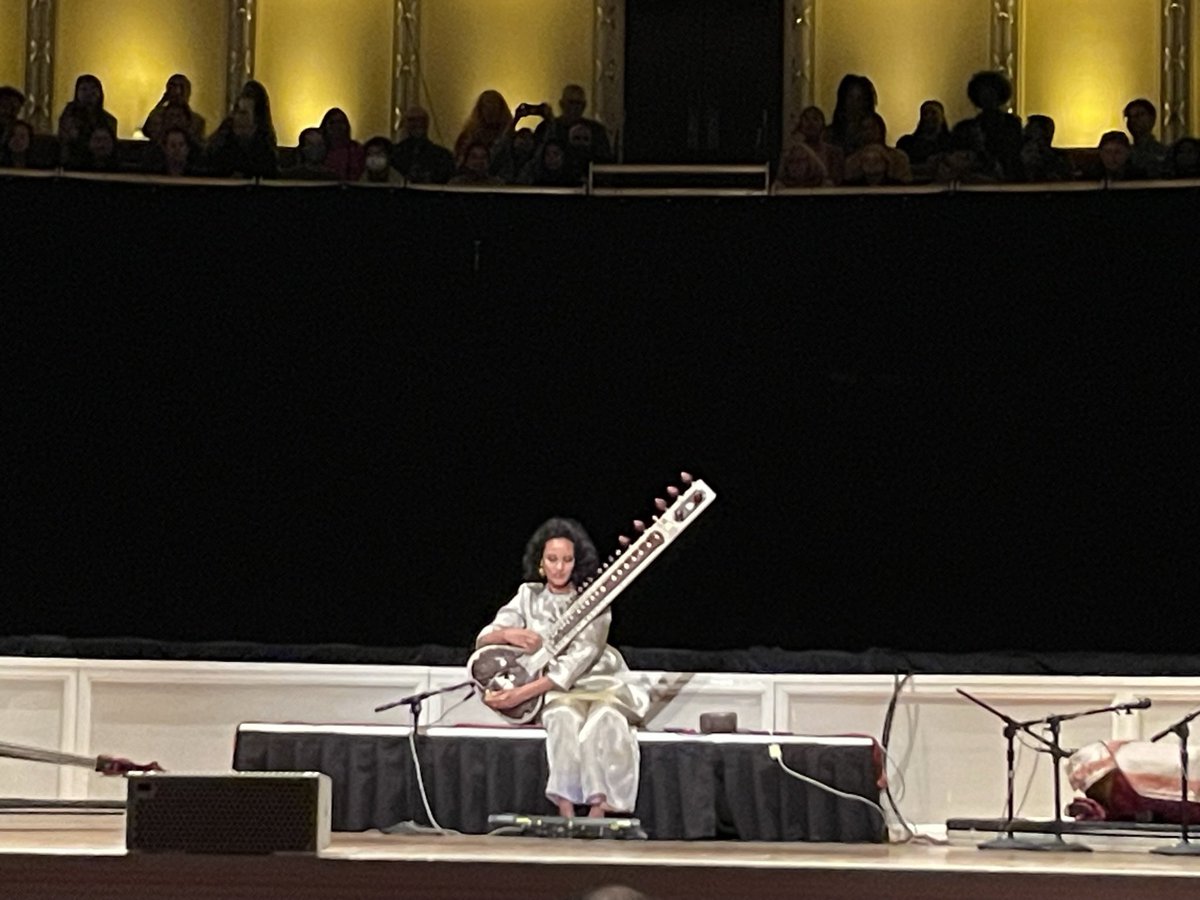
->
[[787, 105, 843, 184], [896, 100, 952, 173], [1169, 137, 1200, 178], [454, 90, 513, 165], [391, 106, 454, 184], [772, 141, 829, 189], [827, 74, 878, 154], [490, 126, 537, 184], [1123, 98, 1169, 179], [961, 70, 1022, 180], [237, 79, 277, 147], [0, 120, 33, 168], [1093, 130, 1134, 181], [141, 105, 202, 172], [843, 143, 905, 187], [280, 127, 335, 180], [1018, 114, 1073, 181], [142, 74, 207, 143], [150, 126, 201, 177], [204, 93, 278, 178], [58, 74, 119, 164], [516, 138, 579, 187], [844, 114, 911, 184], [532, 84, 613, 163], [565, 121, 599, 180], [449, 140, 504, 186], [930, 120, 1003, 184], [359, 136, 404, 184], [0, 85, 25, 145], [68, 121, 120, 172], [319, 107, 365, 181]]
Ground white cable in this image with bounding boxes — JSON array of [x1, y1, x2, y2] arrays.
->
[[768, 744, 888, 819], [406, 727, 459, 835]]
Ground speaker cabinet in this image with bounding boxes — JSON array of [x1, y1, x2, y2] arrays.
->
[[126, 772, 331, 854]]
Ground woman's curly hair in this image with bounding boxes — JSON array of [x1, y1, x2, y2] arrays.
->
[[521, 517, 600, 589]]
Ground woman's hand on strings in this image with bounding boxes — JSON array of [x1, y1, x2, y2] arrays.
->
[[499, 628, 542, 653]]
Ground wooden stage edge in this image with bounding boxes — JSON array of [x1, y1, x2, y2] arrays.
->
[[1, 815, 1198, 900]]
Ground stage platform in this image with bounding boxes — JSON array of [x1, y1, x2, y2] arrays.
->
[[1, 813, 1198, 900]]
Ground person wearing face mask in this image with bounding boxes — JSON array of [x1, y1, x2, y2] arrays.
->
[[358, 136, 404, 184], [478, 518, 648, 819]]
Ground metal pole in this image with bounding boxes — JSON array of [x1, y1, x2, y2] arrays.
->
[[226, 0, 257, 114], [24, 0, 56, 133]]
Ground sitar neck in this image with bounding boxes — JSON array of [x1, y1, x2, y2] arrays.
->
[[544, 480, 714, 658]]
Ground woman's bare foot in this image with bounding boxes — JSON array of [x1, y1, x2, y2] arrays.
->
[[556, 798, 576, 818]]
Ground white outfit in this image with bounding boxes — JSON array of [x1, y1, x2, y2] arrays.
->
[[478, 582, 649, 812]]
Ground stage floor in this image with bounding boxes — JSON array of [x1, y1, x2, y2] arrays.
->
[[1, 813, 1199, 899]]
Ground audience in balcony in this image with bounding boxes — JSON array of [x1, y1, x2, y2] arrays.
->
[[1123, 99, 1169, 180], [1170, 137, 1200, 179], [148, 126, 201, 178], [843, 114, 911, 185], [490, 126, 537, 184], [319, 107, 365, 182], [0, 120, 33, 168], [72, 122, 120, 172], [204, 92, 279, 178], [280, 127, 335, 180], [896, 100, 952, 177], [454, 90, 513, 165], [57, 75, 118, 167], [962, 71, 1023, 180], [391, 106, 454, 184], [0, 86, 24, 146], [1089, 131, 1134, 181], [533, 85, 614, 164], [517, 138, 580, 187], [772, 141, 829, 189], [360, 136, 404, 184], [930, 120, 1003, 184], [827, 74, 877, 154], [142, 74, 207, 143], [1017, 115, 1072, 182], [787, 106, 843, 185], [449, 140, 505, 186]]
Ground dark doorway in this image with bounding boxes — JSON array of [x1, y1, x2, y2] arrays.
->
[[623, 0, 783, 164]]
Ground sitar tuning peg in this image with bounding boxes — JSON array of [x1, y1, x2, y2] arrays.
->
[[666, 486, 680, 499], [680, 472, 693, 485], [633, 520, 646, 532], [654, 498, 667, 512], [618, 535, 631, 547]]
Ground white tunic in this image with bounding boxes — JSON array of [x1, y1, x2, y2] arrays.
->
[[478, 583, 650, 811]]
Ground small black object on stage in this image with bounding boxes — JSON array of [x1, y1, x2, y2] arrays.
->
[[958, 689, 1151, 853], [1149, 704, 1200, 857], [374, 680, 477, 729], [487, 812, 648, 840]]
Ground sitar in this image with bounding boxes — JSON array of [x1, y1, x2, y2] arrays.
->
[[468, 472, 716, 724]]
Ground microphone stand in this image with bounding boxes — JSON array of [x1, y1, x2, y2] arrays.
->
[[958, 689, 1058, 850], [1149, 705, 1200, 857], [1013, 699, 1150, 852], [374, 681, 477, 731]]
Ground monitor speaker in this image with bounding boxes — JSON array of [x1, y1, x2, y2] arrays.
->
[[125, 772, 331, 854]]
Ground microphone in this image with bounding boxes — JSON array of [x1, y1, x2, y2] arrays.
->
[[1121, 698, 1153, 712]]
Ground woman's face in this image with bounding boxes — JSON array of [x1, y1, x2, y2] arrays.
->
[[232, 98, 256, 136], [543, 144, 564, 171], [325, 111, 350, 144], [165, 131, 190, 166], [799, 107, 824, 141], [465, 145, 490, 174], [541, 538, 575, 592], [76, 80, 101, 108], [920, 103, 944, 131]]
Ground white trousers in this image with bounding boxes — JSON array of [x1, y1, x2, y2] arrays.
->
[[541, 702, 639, 813]]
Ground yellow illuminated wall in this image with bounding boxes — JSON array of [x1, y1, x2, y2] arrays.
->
[[256, 0, 393, 144], [1, 0, 25, 91], [1021, 0, 1160, 147], [1193, 1, 1199, 138], [420, 0, 594, 147], [53, 0, 225, 138], [814, 0, 990, 140]]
